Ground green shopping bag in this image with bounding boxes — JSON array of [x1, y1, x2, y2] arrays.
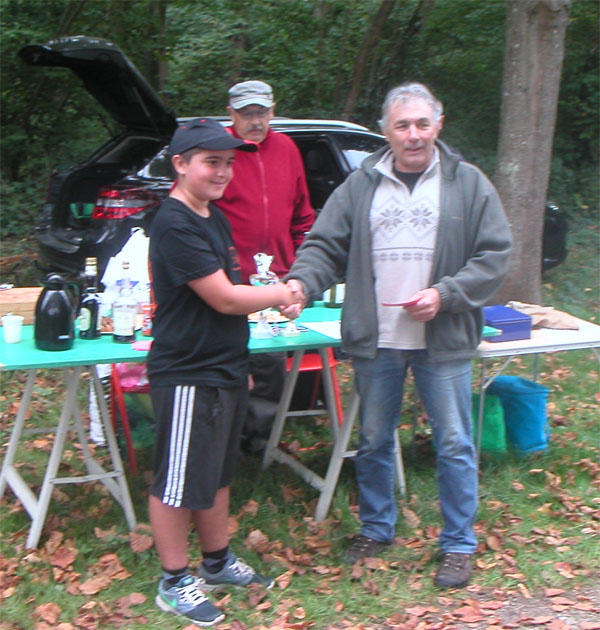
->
[[472, 393, 507, 453]]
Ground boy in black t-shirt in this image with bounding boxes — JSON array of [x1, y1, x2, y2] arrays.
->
[[148, 119, 300, 626]]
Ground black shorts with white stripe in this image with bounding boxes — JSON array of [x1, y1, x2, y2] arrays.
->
[[150, 384, 248, 509]]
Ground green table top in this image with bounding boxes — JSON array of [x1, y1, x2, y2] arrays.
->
[[0, 303, 342, 371], [0, 303, 501, 372]]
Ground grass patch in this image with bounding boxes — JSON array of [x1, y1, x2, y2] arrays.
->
[[0, 215, 598, 628]]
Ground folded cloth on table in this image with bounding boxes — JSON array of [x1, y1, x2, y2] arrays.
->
[[506, 301, 579, 330]]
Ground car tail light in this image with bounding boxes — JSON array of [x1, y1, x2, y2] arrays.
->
[[92, 187, 161, 219]]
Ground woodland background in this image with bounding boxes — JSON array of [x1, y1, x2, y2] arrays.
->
[[1, 0, 598, 275]]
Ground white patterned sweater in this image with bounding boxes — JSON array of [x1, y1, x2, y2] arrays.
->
[[370, 148, 441, 349]]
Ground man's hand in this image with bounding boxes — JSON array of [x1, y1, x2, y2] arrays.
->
[[278, 279, 306, 319], [403, 288, 441, 322]]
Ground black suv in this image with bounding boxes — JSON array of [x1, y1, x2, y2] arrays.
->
[[19, 36, 567, 279]]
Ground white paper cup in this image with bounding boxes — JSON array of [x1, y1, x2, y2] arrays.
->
[[2, 314, 24, 343]]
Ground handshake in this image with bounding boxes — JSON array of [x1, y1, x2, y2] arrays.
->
[[277, 279, 306, 320]]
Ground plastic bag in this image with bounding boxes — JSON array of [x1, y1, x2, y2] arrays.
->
[[487, 376, 550, 453]]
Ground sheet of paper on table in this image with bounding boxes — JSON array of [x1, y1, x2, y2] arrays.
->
[[302, 321, 341, 340]]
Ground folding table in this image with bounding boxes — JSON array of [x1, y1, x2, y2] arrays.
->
[[0, 304, 347, 547], [474, 317, 600, 453]]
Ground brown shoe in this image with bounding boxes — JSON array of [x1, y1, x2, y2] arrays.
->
[[343, 535, 390, 564], [434, 553, 473, 588]]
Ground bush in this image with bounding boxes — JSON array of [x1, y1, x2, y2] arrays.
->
[[0, 178, 45, 241]]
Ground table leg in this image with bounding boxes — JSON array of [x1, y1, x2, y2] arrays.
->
[[26, 367, 82, 548], [318, 347, 340, 441], [262, 350, 304, 470], [314, 390, 360, 521], [2, 365, 137, 548], [0, 370, 36, 499], [90, 366, 136, 530]]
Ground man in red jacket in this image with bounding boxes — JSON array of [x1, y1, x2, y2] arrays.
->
[[219, 80, 315, 454], [220, 80, 315, 282]]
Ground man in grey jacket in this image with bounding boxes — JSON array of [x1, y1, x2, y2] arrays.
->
[[284, 83, 512, 588]]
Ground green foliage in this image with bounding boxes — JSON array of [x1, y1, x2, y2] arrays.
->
[[0, 179, 45, 238], [0, 0, 597, 244]]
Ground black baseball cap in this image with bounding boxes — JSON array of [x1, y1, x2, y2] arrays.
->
[[169, 118, 257, 155]]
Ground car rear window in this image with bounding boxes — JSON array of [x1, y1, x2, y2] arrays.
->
[[138, 147, 175, 179], [334, 132, 387, 170]]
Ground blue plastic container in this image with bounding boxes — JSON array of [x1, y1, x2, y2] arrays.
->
[[487, 376, 550, 452], [483, 305, 532, 342]]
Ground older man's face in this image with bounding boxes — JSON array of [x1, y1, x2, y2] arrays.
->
[[384, 97, 443, 173], [227, 104, 274, 143]]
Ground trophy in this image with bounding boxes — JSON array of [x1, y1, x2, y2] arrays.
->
[[249, 253, 299, 338], [249, 253, 279, 339]]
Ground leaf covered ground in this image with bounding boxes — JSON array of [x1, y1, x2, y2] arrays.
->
[[1, 217, 599, 628]]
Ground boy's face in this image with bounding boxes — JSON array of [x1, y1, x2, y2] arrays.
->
[[174, 149, 236, 201]]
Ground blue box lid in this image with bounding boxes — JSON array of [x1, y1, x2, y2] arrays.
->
[[483, 305, 532, 325]]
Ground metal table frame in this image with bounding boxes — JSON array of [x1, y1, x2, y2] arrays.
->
[[0, 365, 137, 548], [0, 329, 146, 548]]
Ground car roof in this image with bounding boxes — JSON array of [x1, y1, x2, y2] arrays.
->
[[177, 116, 378, 134]]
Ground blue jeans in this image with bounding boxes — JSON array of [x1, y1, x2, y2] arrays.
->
[[352, 349, 477, 553]]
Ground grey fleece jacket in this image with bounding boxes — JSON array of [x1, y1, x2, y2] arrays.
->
[[285, 140, 513, 361]]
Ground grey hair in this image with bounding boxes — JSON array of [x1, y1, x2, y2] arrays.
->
[[379, 83, 443, 132]]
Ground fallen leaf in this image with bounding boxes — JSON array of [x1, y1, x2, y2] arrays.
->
[[34, 602, 61, 624], [452, 605, 483, 623], [363, 579, 380, 595], [479, 600, 506, 610], [79, 575, 112, 595], [350, 564, 363, 580], [517, 583, 532, 598], [486, 534, 503, 551], [49, 546, 77, 569], [244, 529, 271, 553], [275, 570, 294, 590], [128, 592, 147, 605], [401, 505, 421, 528], [293, 607, 306, 619], [94, 526, 118, 540], [553, 562, 576, 579], [530, 616, 554, 625], [129, 531, 154, 553], [282, 485, 304, 503]]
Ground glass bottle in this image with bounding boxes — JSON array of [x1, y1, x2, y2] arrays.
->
[[112, 261, 137, 343], [77, 257, 101, 338], [324, 282, 345, 308]]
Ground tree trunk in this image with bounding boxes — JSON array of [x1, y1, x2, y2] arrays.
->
[[144, 0, 168, 91], [341, 0, 397, 120], [494, 0, 570, 305]]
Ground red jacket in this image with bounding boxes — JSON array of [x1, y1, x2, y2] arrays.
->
[[218, 128, 315, 282]]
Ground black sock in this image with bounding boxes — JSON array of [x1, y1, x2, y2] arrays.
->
[[162, 566, 188, 585], [202, 546, 230, 574]]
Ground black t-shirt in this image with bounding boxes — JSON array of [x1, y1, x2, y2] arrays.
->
[[148, 198, 249, 388], [393, 168, 424, 193]]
